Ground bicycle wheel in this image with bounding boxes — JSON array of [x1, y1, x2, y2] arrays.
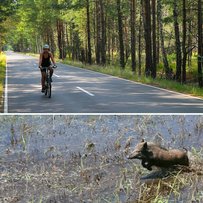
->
[[47, 83, 52, 98], [45, 86, 48, 96], [44, 83, 48, 96]]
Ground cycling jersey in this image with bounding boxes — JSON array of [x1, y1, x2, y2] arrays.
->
[[41, 52, 51, 67]]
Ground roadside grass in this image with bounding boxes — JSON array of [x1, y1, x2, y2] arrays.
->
[[62, 58, 203, 99], [0, 52, 6, 110]]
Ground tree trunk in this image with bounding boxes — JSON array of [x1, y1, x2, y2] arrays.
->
[[198, 0, 203, 87], [57, 19, 66, 59], [116, 0, 125, 69], [142, 0, 153, 76], [156, 0, 160, 65], [57, 20, 62, 59], [187, 19, 192, 69], [107, 17, 111, 63], [152, 0, 157, 78], [157, 0, 170, 78], [130, 0, 136, 72], [50, 28, 56, 56], [86, 0, 92, 64], [96, 0, 101, 64], [65, 23, 71, 59], [100, 0, 106, 65], [182, 0, 187, 83], [173, 0, 182, 82], [138, 8, 142, 76]]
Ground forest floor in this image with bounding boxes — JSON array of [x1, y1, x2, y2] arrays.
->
[[0, 115, 203, 202], [0, 52, 6, 112]]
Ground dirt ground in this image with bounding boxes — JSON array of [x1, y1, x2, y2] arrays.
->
[[0, 115, 203, 203]]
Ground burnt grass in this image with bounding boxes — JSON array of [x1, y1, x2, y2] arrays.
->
[[0, 115, 203, 203]]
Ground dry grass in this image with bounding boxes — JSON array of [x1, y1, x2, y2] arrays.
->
[[0, 52, 6, 111], [1, 116, 203, 202]]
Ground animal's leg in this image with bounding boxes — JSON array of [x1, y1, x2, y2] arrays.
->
[[141, 160, 147, 168], [146, 165, 153, 171], [141, 160, 153, 171], [142, 160, 151, 169]]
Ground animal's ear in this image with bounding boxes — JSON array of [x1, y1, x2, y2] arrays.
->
[[143, 142, 148, 149], [141, 139, 145, 143]]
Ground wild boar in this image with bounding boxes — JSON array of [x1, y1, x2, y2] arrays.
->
[[128, 139, 189, 171]]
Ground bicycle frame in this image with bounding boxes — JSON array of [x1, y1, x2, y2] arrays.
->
[[42, 66, 52, 98]]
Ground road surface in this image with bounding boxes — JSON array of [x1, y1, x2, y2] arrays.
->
[[5, 51, 203, 113]]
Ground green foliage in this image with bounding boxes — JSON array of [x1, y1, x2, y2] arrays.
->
[[0, 0, 202, 88], [0, 52, 6, 107], [0, 0, 18, 23]]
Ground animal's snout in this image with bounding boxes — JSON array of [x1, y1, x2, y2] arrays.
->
[[127, 152, 140, 159]]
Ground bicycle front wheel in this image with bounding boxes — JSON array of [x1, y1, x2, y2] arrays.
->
[[45, 86, 48, 96], [47, 83, 52, 98]]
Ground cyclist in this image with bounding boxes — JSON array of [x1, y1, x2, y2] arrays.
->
[[39, 44, 57, 92]]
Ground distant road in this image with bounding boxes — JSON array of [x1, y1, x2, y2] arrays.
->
[[5, 51, 203, 113]]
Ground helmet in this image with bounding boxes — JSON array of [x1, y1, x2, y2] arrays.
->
[[43, 44, 50, 49]]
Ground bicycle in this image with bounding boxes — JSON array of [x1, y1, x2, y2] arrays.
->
[[41, 65, 57, 98]]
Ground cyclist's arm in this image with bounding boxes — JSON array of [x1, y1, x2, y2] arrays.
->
[[50, 53, 56, 66], [39, 53, 42, 68]]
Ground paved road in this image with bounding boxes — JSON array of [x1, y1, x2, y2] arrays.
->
[[5, 51, 203, 113]]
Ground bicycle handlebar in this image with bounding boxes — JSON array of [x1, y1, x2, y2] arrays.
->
[[39, 65, 57, 70]]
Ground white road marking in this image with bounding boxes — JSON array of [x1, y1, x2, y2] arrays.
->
[[53, 73, 60, 78], [4, 57, 8, 113], [76, 87, 95, 97]]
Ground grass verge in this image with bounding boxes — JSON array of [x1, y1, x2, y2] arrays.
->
[[0, 52, 6, 111], [62, 59, 203, 99]]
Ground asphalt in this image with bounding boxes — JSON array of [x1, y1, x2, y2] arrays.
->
[[5, 51, 203, 113]]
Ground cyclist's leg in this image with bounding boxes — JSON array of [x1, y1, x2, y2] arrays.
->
[[49, 66, 54, 77]]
